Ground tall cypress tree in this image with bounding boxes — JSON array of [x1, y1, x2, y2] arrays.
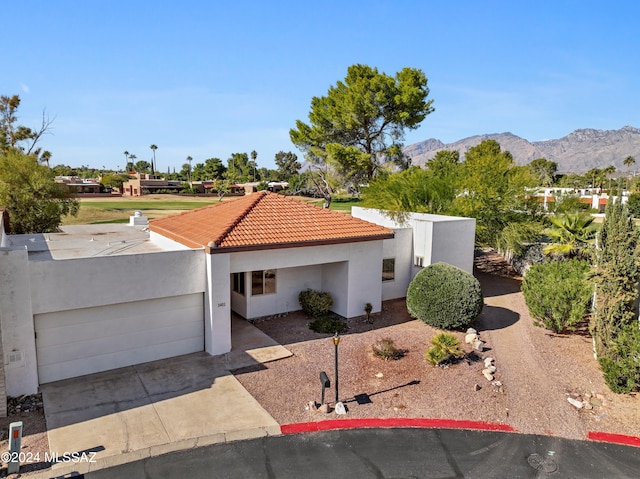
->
[[591, 198, 640, 392]]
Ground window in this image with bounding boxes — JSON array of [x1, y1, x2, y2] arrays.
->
[[232, 272, 245, 295], [382, 258, 395, 282], [251, 269, 276, 295]]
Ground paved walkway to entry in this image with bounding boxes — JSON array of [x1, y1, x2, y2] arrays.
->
[[39, 318, 292, 475]]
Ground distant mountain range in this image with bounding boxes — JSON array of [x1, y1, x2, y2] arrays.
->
[[403, 126, 640, 174]]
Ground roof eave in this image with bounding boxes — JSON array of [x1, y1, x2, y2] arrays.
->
[[205, 233, 395, 254]]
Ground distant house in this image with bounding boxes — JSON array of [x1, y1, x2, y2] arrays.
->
[[121, 172, 183, 196], [525, 187, 629, 214], [54, 176, 101, 194], [191, 181, 246, 195], [0, 192, 474, 403]]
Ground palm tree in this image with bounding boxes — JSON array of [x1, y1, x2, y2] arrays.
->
[[543, 212, 597, 259], [186, 156, 193, 187], [603, 165, 616, 191], [126, 154, 137, 174], [41, 150, 52, 168], [123, 151, 129, 168], [624, 155, 636, 170], [250, 150, 258, 181], [623, 156, 636, 190], [150, 144, 158, 174]]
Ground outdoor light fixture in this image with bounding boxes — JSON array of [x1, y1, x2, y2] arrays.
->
[[333, 332, 340, 404]]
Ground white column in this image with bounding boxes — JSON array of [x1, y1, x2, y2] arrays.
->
[[204, 252, 232, 355]]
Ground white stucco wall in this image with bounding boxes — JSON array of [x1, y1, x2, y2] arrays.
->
[[227, 240, 385, 319], [230, 288, 247, 318], [430, 219, 476, 273], [352, 207, 476, 274], [242, 264, 323, 319], [0, 249, 39, 396], [0, 215, 7, 248], [381, 228, 414, 301], [321, 261, 349, 317], [149, 231, 193, 250], [0, 249, 206, 393], [344, 241, 383, 317], [29, 250, 205, 314]]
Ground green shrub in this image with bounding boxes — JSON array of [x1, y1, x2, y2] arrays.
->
[[521, 259, 591, 333], [627, 192, 640, 218], [426, 332, 463, 365], [406, 262, 483, 330], [372, 338, 404, 360], [598, 323, 640, 393], [364, 302, 373, 323], [298, 289, 334, 317], [309, 315, 347, 334]]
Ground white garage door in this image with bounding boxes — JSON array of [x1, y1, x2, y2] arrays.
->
[[35, 294, 204, 384]]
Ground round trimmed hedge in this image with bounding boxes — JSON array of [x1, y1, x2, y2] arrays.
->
[[406, 262, 483, 330]]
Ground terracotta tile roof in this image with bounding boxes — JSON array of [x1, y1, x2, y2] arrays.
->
[[149, 192, 394, 253]]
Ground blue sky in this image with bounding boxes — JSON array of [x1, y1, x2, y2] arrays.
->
[[4, 1, 639, 172]]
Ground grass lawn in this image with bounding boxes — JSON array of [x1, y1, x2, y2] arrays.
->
[[64, 194, 361, 225], [63, 195, 220, 225], [76, 200, 214, 210], [301, 197, 361, 212], [329, 198, 361, 212]]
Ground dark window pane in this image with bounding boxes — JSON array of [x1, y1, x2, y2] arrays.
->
[[382, 258, 395, 282], [251, 271, 264, 295], [233, 272, 245, 295], [264, 269, 276, 294]]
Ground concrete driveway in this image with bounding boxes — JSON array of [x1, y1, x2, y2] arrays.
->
[[40, 318, 291, 472]]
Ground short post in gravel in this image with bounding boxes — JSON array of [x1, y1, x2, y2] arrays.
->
[[319, 371, 330, 407], [333, 332, 340, 403], [8, 421, 23, 474], [333, 332, 347, 414]]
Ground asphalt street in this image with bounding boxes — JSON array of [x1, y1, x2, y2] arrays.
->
[[82, 428, 640, 478]]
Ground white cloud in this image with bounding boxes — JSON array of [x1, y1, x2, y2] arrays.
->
[[20, 84, 30, 94]]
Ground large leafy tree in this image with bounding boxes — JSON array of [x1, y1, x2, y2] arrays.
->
[[0, 94, 78, 233], [290, 64, 434, 196], [191, 162, 206, 181], [0, 149, 78, 233], [627, 192, 640, 217], [274, 151, 301, 181], [425, 150, 460, 179], [0, 95, 53, 162], [361, 167, 456, 215], [134, 160, 152, 173], [452, 140, 542, 253], [226, 152, 252, 182], [100, 172, 132, 190], [528, 158, 557, 186], [203, 157, 227, 180]]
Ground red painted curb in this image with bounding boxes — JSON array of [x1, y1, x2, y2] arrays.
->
[[281, 418, 516, 435], [588, 431, 640, 448]]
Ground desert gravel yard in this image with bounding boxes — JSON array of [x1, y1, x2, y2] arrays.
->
[[234, 252, 640, 441]]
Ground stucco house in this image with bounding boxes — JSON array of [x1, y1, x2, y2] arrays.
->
[[0, 192, 475, 406], [121, 172, 183, 196]]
